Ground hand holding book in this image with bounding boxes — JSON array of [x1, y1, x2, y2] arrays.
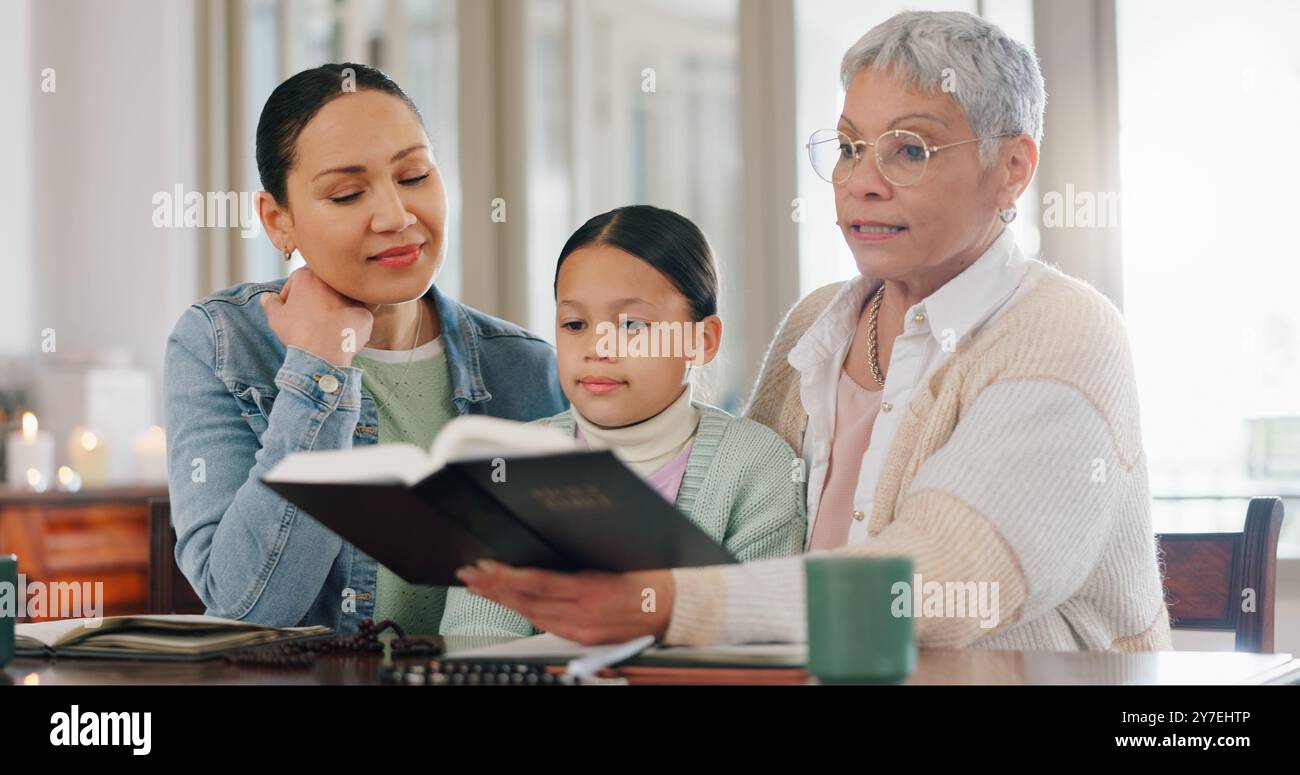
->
[[456, 559, 675, 645]]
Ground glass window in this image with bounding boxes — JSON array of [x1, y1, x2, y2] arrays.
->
[[238, 0, 461, 297], [240, 0, 290, 284], [793, 0, 1039, 296], [529, 0, 744, 406], [1117, 0, 1300, 550], [241, 0, 341, 283], [396, 0, 462, 298], [523, 0, 573, 342]]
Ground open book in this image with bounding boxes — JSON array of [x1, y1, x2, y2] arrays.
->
[[261, 415, 737, 586], [264, 414, 581, 487], [15, 614, 333, 661]]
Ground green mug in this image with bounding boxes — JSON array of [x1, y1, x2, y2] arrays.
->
[[805, 555, 916, 683], [1, 554, 15, 667]]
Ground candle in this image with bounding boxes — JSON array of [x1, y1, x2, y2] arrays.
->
[[56, 465, 82, 493], [132, 425, 168, 483], [68, 427, 108, 488], [5, 412, 54, 490]]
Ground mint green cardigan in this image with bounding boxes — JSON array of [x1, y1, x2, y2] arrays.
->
[[439, 402, 808, 637]]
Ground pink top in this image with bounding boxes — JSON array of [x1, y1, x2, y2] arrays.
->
[[575, 426, 695, 504], [807, 368, 883, 550]]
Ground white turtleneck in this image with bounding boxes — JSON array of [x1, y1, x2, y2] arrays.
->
[[572, 386, 700, 477]]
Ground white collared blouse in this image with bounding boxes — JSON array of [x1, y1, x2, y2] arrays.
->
[[790, 226, 1039, 546]]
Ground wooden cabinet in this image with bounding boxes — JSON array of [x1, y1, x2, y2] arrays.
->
[[0, 486, 165, 622]]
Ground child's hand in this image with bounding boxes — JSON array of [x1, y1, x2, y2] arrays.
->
[[456, 561, 674, 645]]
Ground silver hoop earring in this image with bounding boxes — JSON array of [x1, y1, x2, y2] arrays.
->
[[283, 246, 293, 262], [999, 207, 1017, 224]]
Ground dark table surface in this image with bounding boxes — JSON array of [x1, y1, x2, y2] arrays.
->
[[6, 634, 1300, 685]]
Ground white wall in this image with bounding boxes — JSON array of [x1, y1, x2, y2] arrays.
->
[[27, 0, 199, 421], [1276, 564, 1300, 656], [0, 0, 33, 358]]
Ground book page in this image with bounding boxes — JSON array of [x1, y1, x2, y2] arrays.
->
[[259, 417, 577, 488], [429, 415, 578, 471], [443, 632, 611, 660], [63, 628, 331, 655], [15, 614, 327, 649], [263, 443, 435, 487]]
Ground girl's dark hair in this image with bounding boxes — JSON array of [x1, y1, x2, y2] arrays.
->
[[255, 63, 423, 206], [554, 205, 719, 321]]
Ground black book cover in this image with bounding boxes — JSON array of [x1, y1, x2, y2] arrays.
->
[[261, 450, 736, 586]]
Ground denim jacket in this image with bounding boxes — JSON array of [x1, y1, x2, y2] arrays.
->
[[162, 279, 567, 633]]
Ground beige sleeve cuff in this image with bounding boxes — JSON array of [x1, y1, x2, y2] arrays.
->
[[662, 491, 1030, 648], [664, 556, 808, 646], [664, 566, 728, 646]]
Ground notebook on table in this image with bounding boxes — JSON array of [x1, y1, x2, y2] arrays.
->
[[431, 632, 810, 685], [15, 614, 334, 661], [445, 631, 807, 668]]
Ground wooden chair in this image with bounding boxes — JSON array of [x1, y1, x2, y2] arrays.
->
[[147, 498, 206, 615], [1156, 496, 1284, 652]]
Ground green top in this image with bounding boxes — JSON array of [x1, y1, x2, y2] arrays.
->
[[439, 402, 809, 637], [354, 342, 457, 635]]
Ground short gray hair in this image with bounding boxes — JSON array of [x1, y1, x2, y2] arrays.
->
[[840, 11, 1046, 165]]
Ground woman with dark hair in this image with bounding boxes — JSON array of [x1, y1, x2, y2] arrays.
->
[[163, 63, 566, 634], [441, 205, 806, 637]]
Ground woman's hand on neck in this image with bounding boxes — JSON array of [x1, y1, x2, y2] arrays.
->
[[364, 295, 440, 351]]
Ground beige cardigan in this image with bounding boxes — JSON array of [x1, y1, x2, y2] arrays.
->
[[664, 263, 1173, 651]]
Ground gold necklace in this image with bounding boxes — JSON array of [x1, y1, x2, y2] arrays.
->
[[370, 301, 424, 416], [866, 284, 886, 387]]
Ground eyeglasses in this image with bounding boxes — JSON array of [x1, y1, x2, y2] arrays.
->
[[806, 128, 1015, 187]]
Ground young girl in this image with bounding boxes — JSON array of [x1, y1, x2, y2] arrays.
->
[[441, 205, 807, 637]]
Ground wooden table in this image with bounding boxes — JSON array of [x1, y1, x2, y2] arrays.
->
[[6, 637, 1299, 685]]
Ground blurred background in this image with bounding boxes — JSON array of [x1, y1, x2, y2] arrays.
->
[[0, 0, 1297, 647]]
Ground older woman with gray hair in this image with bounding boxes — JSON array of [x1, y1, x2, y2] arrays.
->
[[457, 10, 1172, 652]]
